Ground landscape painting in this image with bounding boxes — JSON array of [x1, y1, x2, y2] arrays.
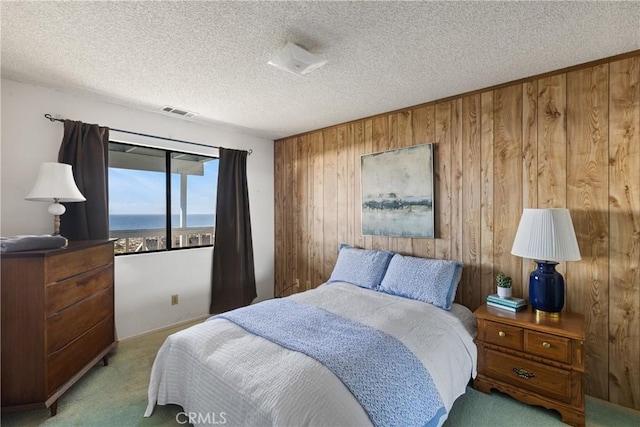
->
[[361, 143, 434, 238]]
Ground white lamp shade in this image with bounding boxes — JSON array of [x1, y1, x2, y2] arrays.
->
[[25, 162, 86, 202], [511, 208, 581, 262]]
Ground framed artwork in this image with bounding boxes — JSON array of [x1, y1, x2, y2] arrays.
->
[[361, 143, 434, 238]]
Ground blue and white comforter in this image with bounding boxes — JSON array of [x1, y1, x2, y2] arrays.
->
[[145, 282, 477, 426]]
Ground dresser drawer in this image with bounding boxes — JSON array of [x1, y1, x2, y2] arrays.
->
[[483, 320, 523, 351], [46, 265, 113, 315], [46, 287, 113, 354], [484, 348, 571, 403], [47, 316, 114, 394], [525, 330, 571, 364], [45, 243, 113, 283]]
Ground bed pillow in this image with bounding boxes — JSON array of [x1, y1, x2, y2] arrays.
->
[[328, 245, 393, 290], [379, 254, 463, 310]]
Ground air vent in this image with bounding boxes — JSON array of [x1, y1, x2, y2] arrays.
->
[[161, 106, 197, 118]]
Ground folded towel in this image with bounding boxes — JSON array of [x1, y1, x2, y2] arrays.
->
[[0, 235, 68, 253]]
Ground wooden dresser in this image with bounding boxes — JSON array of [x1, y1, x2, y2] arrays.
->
[[1, 239, 116, 416], [474, 304, 585, 427]]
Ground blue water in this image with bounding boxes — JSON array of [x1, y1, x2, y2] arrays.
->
[[110, 214, 215, 230]]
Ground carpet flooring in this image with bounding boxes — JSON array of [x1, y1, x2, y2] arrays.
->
[[2, 319, 639, 426]]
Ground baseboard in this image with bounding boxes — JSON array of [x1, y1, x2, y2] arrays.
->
[[118, 315, 210, 343]]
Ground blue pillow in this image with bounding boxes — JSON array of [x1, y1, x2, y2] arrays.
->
[[379, 254, 463, 310], [328, 245, 394, 290]]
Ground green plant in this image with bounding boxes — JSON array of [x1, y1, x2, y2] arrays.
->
[[496, 272, 512, 288]]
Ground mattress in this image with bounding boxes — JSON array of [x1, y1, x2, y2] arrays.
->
[[145, 282, 477, 426]]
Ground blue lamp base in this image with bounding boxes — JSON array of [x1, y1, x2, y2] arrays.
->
[[529, 261, 564, 316]]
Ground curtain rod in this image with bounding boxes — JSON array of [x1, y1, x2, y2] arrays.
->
[[44, 114, 252, 155]]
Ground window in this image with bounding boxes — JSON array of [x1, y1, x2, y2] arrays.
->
[[108, 142, 219, 255]]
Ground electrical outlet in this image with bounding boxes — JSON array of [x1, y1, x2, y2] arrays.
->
[[294, 278, 300, 288], [306, 280, 311, 290], [171, 294, 179, 305]]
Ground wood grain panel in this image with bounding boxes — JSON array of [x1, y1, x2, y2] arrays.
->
[[480, 91, 495, 303], [273, 140, 284, 296], [353, 122, 365, 249], [396, 111, 414, 255], [608, 57, 640, 409], [435, 101, 452, 259], [537, 74, 567, 209], [493, 85, 523, 294], [336, 125, 349, 262], [311, 132, 324, 286], [296, 135, 310, 290], [411, 106, 436, 258], [346, 124, 356, 247], [462, 94, 482, 309], [566, 64, 610, 400], [306, 135, 316, 286], [451, 99, 463, 268], [291, 137, 299, 292], [370, 116, 390, 251], [323, 128, 338, 281], [284, 138, 296, 294], [521, 81, 538, 299]]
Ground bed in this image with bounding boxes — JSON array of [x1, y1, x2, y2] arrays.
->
[[145, 248, 477, 427]]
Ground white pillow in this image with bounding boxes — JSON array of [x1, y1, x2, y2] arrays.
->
[[379, 254, 463, 310]]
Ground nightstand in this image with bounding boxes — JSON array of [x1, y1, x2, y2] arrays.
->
[[473, 304, 585, 427]]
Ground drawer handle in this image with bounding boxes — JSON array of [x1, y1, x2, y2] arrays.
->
[[542, 342, 551, 349], [513, 368, 536, 380], [498, 331, 506, 337]]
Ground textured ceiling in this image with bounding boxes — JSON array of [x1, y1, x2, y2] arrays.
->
[[2, 1, 639, 140]]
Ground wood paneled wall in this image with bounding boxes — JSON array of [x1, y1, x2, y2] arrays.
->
[[274, 52, 640, 409]]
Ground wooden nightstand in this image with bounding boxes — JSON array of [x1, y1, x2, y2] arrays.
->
[[473, 304, 585, 427]]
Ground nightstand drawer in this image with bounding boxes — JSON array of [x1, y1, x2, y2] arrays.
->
[[484, 348, 572, 403], [525, 330, 571, 363], [483, 320, 523, 351]]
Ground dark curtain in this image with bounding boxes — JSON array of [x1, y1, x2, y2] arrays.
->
[[57, 120, 110, 240], [210, 148, 256, 314]]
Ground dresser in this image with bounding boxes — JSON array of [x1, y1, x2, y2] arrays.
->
[[473, 304, 585, 427], [1, 239, 116, 416]]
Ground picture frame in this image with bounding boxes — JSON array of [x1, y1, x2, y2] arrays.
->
[[360, 143, 434, 238]]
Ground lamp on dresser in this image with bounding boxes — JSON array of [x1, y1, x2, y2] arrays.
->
[[511, 208, 581, 316], [25, 162, 85, 239]]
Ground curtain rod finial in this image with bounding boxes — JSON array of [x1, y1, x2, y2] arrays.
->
[[44, 113, 63, 122]]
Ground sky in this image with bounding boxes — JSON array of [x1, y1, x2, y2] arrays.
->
[[108, 158, 218, 215]]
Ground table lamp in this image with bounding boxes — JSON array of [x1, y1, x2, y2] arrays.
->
[[511, 208, 581, 316], [25, 162, 86, 237]]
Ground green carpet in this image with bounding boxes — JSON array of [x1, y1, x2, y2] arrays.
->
[[2, 320, 639, 426]]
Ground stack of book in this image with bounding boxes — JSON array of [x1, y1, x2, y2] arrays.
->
[[486, 294, 527, 312]]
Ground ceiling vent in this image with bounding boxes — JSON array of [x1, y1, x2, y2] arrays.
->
[[161, 106, 197, 118], [268, 42, 328, 76]]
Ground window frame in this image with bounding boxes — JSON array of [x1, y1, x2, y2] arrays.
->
[[108, 141, 218, 256]]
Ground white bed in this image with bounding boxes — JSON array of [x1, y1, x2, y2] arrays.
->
[[145, 282, 477, 426]]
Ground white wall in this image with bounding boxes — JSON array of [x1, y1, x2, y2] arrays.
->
[[0, 79, 274, 339]]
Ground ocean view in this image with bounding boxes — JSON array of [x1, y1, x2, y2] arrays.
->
[[110, 214, 215, 230]]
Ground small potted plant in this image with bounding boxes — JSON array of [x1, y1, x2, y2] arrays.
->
[[496, 272, 513, 299]]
